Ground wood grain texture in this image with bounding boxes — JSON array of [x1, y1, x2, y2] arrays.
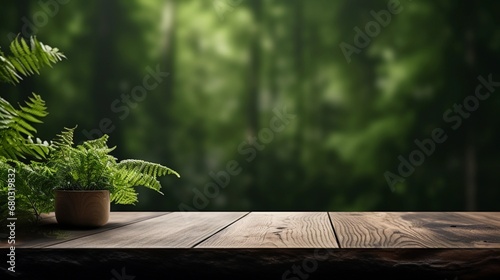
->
[[329, 212, 500, 248], [198, 212, 339, 248], [55, 190, 110, 228], [48, 212, 247, 248], [4, 212, 500, 250], [1, 212, 170, 248], [459, 212, 500, 226]]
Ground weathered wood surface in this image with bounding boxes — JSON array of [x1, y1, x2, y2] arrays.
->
[[2, 212, 500, 279], [329, 212, 500, 248], [198, 212, 339, 248], [49, 212, 247, 248], [0, 212, 170, 248]]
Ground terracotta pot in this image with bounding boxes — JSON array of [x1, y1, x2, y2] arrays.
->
[[55, 190, 110, 228]]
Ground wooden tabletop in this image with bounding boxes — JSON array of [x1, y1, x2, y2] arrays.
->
[[7, 211, 500, 248], [2, 212, 500, 279]]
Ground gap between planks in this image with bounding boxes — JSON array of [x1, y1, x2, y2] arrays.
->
[[47, 212, 248, 248]]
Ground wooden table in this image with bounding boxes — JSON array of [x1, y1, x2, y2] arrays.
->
[[2, 212, 500, 279]]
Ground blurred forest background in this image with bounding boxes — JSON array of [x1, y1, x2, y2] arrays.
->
[[1, 0, 499, 211]]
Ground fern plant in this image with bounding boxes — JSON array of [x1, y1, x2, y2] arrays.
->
[[0, 36, 65, 160], [0, 159, 56, 221], [0, 36, 65, 222], [48, 127, 180, 205], [0, 36, 179, 222]]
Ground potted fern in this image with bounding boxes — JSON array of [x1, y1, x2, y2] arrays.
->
[[0, 37, 179, 226], [0, 36, 180, 227], [48, 127, 180, 228]]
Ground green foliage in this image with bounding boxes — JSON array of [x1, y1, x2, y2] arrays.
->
[[48, 127, 180, 205], [0, 33, 179, 221], [0, 36, 65, 160], [10, 159, 55, 219], [0, 158, 13, 220], [0, 36, 65, 84], [113, 159, 180, 204], [0, 36, 65, 222], [0, 93, 50, 160], [49, 127, 115, 191], [0, 157, 55, 222], [3, 1, 498, 212], [1, 125, 180, 221]]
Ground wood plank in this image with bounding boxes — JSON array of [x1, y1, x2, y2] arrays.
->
[[1, 212, 170, 248], [329, 212, 500, 248], [48, 212, 247, 248], [459, 212, 500, 226], [197, 212, 338, 248], [403, 212, 500, 248]]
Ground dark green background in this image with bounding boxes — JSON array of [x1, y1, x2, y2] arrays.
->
[[1, 0, 499, 211]]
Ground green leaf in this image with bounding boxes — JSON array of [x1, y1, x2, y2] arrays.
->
[[0, 36, 65, 84]]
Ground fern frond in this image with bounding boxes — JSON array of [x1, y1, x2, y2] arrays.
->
[[20, 94, 49, 119], [110, 183, 138, 205], [82, 134, 116, 154], [51, 126, 76, 148], [0, 36, 65, 84], [113, 159, 180, 200], [0, 94, 50, 159], [16, 136, 50, 160], [0, 55, 22, 83], [117, 159, 181, 178], [115, 169, 163, 193]]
